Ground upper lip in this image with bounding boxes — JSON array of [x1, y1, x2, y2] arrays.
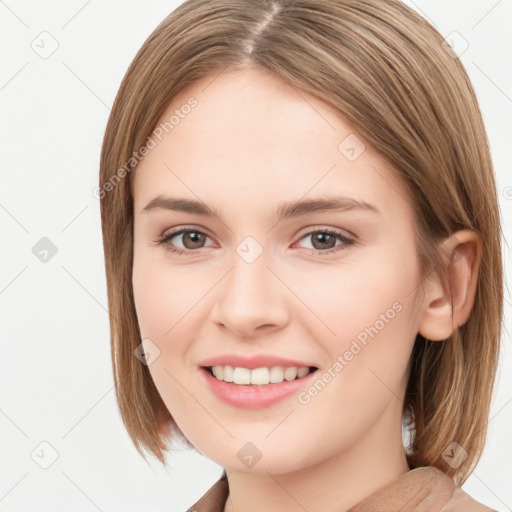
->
[[199, 354, 318, 370]]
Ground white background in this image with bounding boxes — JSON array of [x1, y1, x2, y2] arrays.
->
[[0, 0, 511, 510]]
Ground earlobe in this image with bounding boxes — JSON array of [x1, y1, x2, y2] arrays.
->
[[417, 230, 482, 342]]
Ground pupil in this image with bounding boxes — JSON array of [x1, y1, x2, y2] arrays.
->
[[184, 232, 204, 249], [313, 233, 335, 250]]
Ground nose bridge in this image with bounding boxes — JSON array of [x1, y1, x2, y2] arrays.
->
[[212, 235, 287, 334], [226, 235, 273, 306]]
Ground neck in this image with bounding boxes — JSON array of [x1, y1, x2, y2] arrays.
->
[[223, 408, 410, 512]]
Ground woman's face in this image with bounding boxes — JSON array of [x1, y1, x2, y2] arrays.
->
[[132, 67, 426, 474]]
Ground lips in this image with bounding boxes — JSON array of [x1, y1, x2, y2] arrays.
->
[[198, 354, 320, 408], [198, 354, 318, 370], [200, 364, 319, 409]]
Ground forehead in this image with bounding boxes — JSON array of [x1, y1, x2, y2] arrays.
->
[[132, 68, 412, 221]]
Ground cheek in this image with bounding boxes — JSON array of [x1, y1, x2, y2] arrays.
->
[[295, 298, 416, 445], [132, 254, 216, 402], [299, 248, 419, 391], [296, 248, 417, 339], [132, 260, 201, 414], [132, 253, 203, 341]]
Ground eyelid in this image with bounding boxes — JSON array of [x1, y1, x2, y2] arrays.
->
[[156, 225, 356, 255], [292, 227, 355, 254], [157, 225, 217, 248], [158, 224, 355, 241], [296, 224, 356, 240]]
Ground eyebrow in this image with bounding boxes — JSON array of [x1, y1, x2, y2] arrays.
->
[[141, 195, 380, 221]]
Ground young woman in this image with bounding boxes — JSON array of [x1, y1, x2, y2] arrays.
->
[[98, 0, 504, 510]]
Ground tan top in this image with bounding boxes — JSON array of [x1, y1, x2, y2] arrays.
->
[[187, 466, 496, 512]]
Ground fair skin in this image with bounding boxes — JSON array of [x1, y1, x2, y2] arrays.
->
[[131, 67, 481, 512]]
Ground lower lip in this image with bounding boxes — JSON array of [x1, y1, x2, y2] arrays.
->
[[200, 367, 318, 409]]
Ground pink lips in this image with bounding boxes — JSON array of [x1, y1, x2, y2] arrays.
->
[[198, 354, 319, 409], [199, 353, 317, 370]]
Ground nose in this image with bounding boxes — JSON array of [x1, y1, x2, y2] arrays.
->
[[211, 248, 289, 338]]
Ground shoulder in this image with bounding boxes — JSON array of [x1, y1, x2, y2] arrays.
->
[[348, 466, 496, 512], [439, 485, 497, 512], [187, 470, 229, 512], [405, 466, 496, 512]]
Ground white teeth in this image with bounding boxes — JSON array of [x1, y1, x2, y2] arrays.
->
[[269, 366, 284, 383], [210, 365, 313, 385], [223, 365, 234, 382], [233, 367, 251, 385], [297, 366, 310, 378], [283, 367, 297, 381], [250, 367, 269, 385], [212, 365, 223, 379]]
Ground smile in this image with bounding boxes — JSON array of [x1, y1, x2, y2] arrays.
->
[[200, 365, 319, 409], [206, 365, 317, 385]]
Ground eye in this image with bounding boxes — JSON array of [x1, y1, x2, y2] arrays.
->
[[156, 226, 355, 256], [294, 228, 355, 255], [156, 227, 214, 256]]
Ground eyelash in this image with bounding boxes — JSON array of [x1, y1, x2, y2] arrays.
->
[[155, 226, 355, 257]]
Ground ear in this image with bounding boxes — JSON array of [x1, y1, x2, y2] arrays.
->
[[417, 229, 482, 341]]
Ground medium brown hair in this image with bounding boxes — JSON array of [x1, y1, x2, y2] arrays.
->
[[99, 0, 503, 482]]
